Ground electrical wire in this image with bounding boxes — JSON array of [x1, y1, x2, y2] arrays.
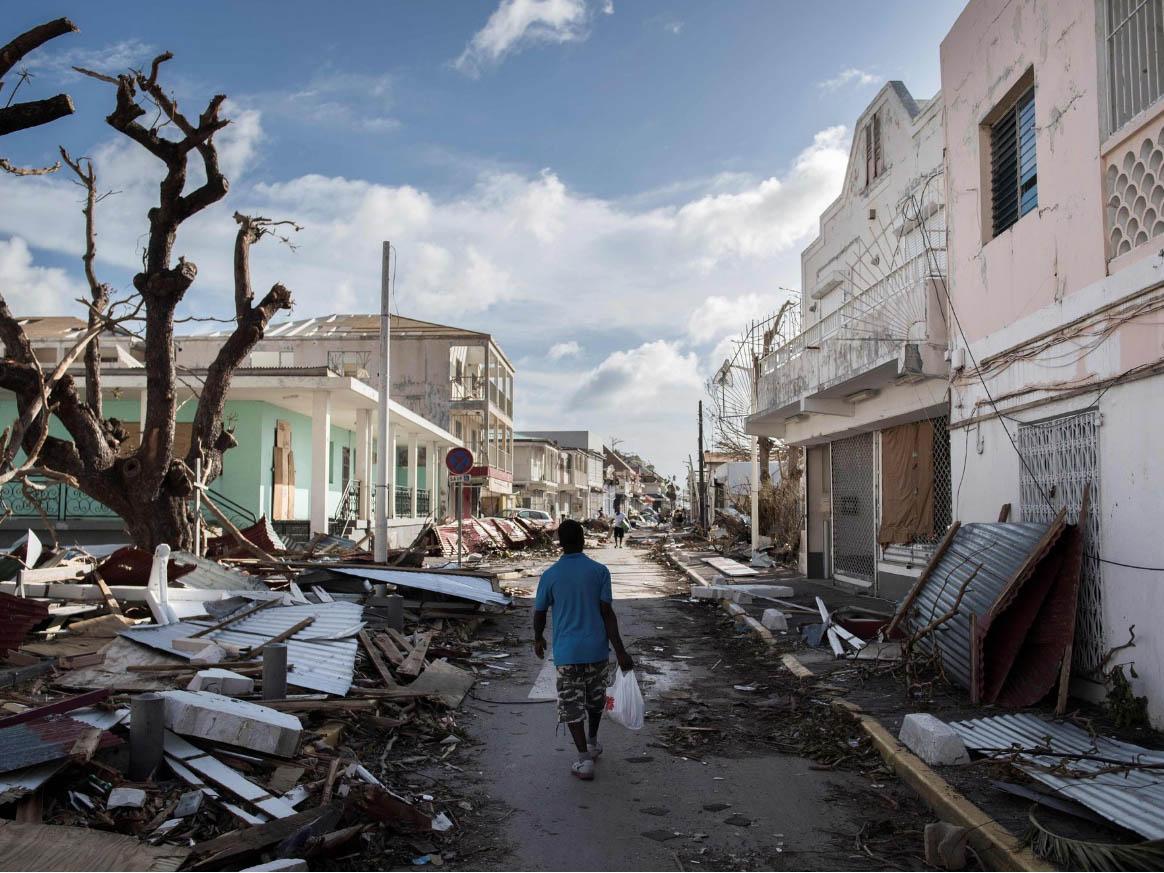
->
[[911, 180, 1164, 573]]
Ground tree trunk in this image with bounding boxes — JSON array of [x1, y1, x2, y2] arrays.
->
[[121, 494, 195, 552]]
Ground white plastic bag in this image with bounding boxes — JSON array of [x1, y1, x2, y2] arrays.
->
[[604, 668, 644, 730]]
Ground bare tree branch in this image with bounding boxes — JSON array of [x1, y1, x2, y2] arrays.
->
[[59, 147, 114, 418], [0, 156, 59, 175]]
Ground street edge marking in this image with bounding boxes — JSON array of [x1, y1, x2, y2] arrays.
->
[[660, 546, 814, 678], [832, 700, 1053, 873]]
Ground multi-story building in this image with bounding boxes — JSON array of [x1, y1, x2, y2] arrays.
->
[[512, 436, 559, 515], [179, 313, 516, 518], [747, 81, 950, 598], [0, 316, 460, 548], [604, 447, 643, 513], [521, 430, 606, 517], [940, 0, 1164, 721]]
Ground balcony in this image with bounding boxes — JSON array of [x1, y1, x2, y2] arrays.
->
[[1103, 104, 1164, 269], [751, 247, 948, 434]]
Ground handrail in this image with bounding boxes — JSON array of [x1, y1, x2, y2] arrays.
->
[[204, 487, 257, 526]]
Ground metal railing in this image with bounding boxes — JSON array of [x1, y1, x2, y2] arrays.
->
[[758, 240, 946, 414], [204, 488, 257, 529], [394, 485, 412, 516], [0, 477, 118, 520]]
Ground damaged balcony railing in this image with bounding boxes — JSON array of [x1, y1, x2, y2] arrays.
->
[[758, 241, 946, 415]]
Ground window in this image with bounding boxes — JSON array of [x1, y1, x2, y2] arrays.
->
[[991, 85, 1037, 237], [863, 111, 883, 186], [1105, 0, 1164, 134]]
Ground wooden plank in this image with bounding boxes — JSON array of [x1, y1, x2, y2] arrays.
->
[[263, 699, 378, 713], [0, 821, 189, 871], [69, 725, 104, 762], [320, 757, 341, 806], [247, 617, 314, 656], [372, 633, 404, 666], [396, 631, 434, 678], [358, 630, 397, 688], [190, 599, 278, 639], [92, 572, 122, 614], [885, 520, 961, 637], [997, 503, 1012, 523], [385, 627, 414, 653]]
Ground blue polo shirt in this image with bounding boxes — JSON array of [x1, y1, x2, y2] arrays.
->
[[534, 552, 612, 665]]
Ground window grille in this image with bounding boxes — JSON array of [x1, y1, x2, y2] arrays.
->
[[1105, 0, 1164, 134], [991, 86, 1037, 236], [864, 112, 884, 187]]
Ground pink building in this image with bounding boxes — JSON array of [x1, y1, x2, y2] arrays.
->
[[943, 0, 1164, 722]]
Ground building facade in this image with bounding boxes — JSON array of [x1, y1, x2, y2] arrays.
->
[[0, 317, 459, 548], [748, 82, 950, 598], [521, 430, 606, 518], [512, 436, 559, 515], [180, 313, 516, 518], [941, 0, 1164, 720]]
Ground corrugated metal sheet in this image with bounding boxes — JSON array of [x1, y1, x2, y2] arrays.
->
[[169, 552, 266, 591], [0, 715, 121, 775], [901, 522, 1059, 693], [0, 592, 48, 654], [120, 602, 363, 696], [951, 713, 1164, 840], [333, 568, 510, 607]]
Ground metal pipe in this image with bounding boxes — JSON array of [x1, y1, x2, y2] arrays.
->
[[262, 643, 288, 700], [129, 693, 164, 781]]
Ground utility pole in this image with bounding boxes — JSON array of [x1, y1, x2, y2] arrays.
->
[[750, 321, 761, 554], [374, 241, 391, 562], [697, 400, 707, 530]]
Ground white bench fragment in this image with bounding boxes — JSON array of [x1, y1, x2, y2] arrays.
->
[[187, 668, 255, 696], [242, 861, 308, 872], [899, 713, 970, 765], [161, 690, 301, 757], [690, 585, 718, 600], [761, 609, 788, 631]]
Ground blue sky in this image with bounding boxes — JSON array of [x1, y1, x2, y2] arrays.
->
[[0, 0, 964, 478]]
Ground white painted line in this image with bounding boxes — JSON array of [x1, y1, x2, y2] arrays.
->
[[529, 657, 557, 700]]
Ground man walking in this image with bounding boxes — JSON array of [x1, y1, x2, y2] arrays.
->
[[533, 519, 634, 780], [612, 509, 628, 548]]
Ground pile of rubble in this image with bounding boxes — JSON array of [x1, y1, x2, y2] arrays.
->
[[0, 523, 515, 870]]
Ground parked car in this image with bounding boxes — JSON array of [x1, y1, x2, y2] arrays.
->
[[498, 508, 556, 528]]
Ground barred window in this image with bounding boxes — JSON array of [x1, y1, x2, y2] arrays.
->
[[991, 86, 1037, 237], [864, 111, 884, 187], [1105, 0, 1164, 134]]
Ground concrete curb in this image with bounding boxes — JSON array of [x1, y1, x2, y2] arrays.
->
[[661, 546, 816, 679], [832, 700, 1052, 872]]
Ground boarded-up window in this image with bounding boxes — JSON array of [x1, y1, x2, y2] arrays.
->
[[272, 419, 296, 520], [878, 420, 934, 547]]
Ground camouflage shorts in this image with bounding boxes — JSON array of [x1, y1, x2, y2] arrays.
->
[[555, 661, 610, 724]]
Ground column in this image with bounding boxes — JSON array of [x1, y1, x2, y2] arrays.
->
[[428, 440, 437, 519], [408, 432, 419, 519], [138, 390, 147, 447], [310, 391, 332, 535], [438, 447, 449, 519], [388, 424, 398, 519], [356, 408, 372, 521]]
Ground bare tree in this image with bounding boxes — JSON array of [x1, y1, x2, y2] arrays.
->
[[0, 19, 77, 142], [0, 39, 294, 550]]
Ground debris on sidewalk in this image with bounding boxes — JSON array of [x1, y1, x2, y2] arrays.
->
[[0, 526, 515, 870]]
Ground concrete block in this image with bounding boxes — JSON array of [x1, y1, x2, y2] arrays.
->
[[898, 713, 969, 766], [241, 860, 308, 872], [690, 586, 718, 600], [107, 787, 147, 809], [761, 609, 788, 631], [161, 690, 302, 757], [723, 589, 754, 605], [187, 668, 255, 696]]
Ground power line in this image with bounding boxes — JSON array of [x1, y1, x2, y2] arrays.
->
[[911, 179, 1164, 572]]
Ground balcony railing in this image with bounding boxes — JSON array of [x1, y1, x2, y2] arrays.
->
[[0, 478, 118, 520], [758, 240, 946, 416]]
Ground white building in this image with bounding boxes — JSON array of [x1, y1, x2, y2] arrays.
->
[[748, 82, 950, 598]]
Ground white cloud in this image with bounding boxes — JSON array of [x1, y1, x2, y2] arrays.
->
[[261, 71, 399, 132], [687, 293, 769, 344], [25, 38, 157, 80], [601, 0, 614, 13], [0, 237, 84, 315], [454, 0, 594, 76], [548, 340, 582, 359], [663, 20, 684, 35], [572, 340, 702, 409], [0, 124, 846, 476], [818, 67, 879, 92]]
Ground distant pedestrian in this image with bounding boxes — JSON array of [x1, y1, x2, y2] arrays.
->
[[612, 509, 628, 547], [533, 520, 634, 780]]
